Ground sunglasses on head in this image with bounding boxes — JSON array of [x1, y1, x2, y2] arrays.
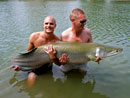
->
[[80, 20, 87, 24]]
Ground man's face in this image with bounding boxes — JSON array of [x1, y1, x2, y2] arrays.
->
[[74, 14, 87, 30], [43, 17, 56, 34]]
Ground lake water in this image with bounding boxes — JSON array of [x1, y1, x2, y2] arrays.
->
[[0, 0, 130, 98]]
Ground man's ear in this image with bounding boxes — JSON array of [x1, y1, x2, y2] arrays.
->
[[54, 24, 56, 28], [70, 18, 75, 23]]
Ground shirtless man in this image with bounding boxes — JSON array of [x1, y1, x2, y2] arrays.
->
[[60, 8, 102, 72], [10, 16, 67, 87]]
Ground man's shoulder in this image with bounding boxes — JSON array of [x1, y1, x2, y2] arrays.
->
[[83, 28, 91, 35], [84, 28, 91, 32], [61, 28, 71, 36], [29, 31, 43, 41], [30, 31, 42, 38]]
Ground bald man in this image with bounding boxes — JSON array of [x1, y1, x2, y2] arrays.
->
[[11, 16, 67, 87]]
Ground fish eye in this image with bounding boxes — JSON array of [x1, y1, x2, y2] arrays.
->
[[116, 50, 119, 52]]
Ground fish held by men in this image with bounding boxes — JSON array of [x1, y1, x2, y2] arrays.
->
[[10, 41, 123, 71]]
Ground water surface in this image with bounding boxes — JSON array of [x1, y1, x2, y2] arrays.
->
[[0, 0, 130, 98]]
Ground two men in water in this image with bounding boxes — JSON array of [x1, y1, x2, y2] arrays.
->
[[10, 8, 102, 86]]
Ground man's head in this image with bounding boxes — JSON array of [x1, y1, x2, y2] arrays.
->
[[43, 16, 56, 34], [70, 8, 87, 30]]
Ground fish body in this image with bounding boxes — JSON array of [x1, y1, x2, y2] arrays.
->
[[11, 41, 123, 71]]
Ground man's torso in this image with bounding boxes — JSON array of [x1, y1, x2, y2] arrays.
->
[[62, 28, 91, 43], [32, 32, 60, 47]]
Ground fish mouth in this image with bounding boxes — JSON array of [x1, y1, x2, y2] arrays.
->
[[106, 48, 123, 57]]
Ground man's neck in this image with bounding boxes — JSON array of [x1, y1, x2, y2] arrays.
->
[[42, 31, 54, 40], [72, 26, 81, 37]]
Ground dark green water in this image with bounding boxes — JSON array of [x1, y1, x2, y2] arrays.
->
[[0, 0, 130, 98]]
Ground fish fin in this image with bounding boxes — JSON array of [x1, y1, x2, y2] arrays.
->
[[10, 56, 17, 63], [19, 48, 37, 55], [87, 55, 97, 61]]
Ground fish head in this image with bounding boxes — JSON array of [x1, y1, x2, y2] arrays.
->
[[95, 45, 123, 58]]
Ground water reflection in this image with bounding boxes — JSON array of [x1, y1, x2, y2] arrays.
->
[[52, 64, 95, 84], [52, 65, 67, 83], [9, 69, 109, 98]]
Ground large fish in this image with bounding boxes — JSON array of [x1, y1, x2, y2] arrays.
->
[[11, 41, 123, 71]]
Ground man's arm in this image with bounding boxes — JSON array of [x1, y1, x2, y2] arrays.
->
[[45, 46, 68, 66], [45, 45, 61, 65], [27, 34, 35, 51], [88, 31, 93, 43], [61, 33, 66, 41], [60, 30, 69, 41], [85, 29, 103, 63], [85, 28, 93, 43], [27, 42, 34, 51]]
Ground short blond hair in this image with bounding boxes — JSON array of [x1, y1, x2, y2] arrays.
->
[[70, 8, 85, 20]]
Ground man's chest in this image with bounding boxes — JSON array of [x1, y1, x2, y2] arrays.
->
[[34, 38, 47, 47], [68, 35, 89, 42], [34, 37, 58, 47]]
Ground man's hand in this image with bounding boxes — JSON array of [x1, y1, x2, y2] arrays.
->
[[44, 45, 57, 60], [44, 45, 69, 65], [10, 65, 21, 71], [95, 56, 103, 64], [44, 45, 61, 65], [59, 53, 69, 65]]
